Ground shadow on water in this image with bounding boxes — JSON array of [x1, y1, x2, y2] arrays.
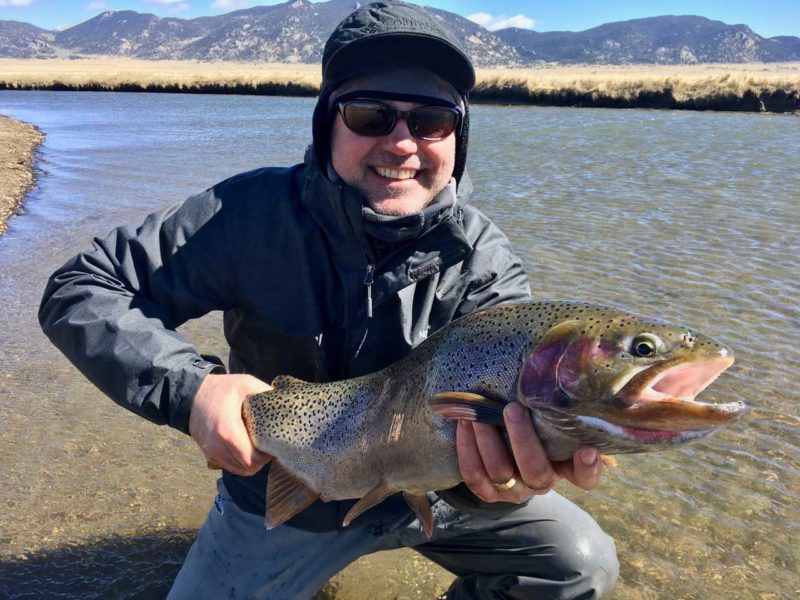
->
[[0, 530, 382, 600], [0, 530, 194, 600]]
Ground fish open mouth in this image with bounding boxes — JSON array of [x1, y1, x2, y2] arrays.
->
[[638, 356, 734, 403], [562, 353, 746, 449]]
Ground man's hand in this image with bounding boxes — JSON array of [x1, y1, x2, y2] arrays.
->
[[189, 373, 273, 477], [456, 402, 602, 503]]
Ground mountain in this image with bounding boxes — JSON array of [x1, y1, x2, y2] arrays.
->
[[0, 20, 55, 58], [494, 15, 800, 64], [0, 4, 798, 65], [0, 0, 518, 66], [52, 10, 208, 58]]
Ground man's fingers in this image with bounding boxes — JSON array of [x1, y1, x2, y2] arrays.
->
[[472, 421, 515, 484], [456, 421, 497, 501], [503, 403, 559, 493], [224, 424, 271, 476], [553, 447, 602, 491], [456, 421, 533, 504]]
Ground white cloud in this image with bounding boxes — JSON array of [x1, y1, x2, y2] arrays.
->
[[467, 12, 536, 31], [211, 0, 255, 8], [0, 0, 36, 7], [85, 1, 108, 10]]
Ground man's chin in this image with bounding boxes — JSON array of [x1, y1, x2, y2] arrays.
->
[[361, 185, 437, 216], [366, 196, 431, 216]]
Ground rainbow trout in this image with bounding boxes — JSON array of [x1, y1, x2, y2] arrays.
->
[[243, 301, 744, 535]]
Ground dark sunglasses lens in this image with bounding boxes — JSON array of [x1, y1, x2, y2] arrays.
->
[[408, 107, 458, 139], [342, 102, 395, 136]]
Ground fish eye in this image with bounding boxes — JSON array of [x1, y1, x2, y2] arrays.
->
[[631, 334, 661, 357]]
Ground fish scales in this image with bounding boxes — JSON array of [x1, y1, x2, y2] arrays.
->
[[242, 301, 745, 533]]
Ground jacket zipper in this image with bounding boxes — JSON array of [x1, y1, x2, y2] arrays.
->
[[363, 263, 375, 319]]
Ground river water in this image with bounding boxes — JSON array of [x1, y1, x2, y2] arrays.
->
[[0, 91, 797, 599]]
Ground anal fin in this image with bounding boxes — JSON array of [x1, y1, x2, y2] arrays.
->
[[403, 492, 434, 538], [342, 481, 396, 528], [429, 392, 507, 426], [265, 461, 319, 529]]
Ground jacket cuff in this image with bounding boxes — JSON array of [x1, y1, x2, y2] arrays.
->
[[170, 357, 226, 436]]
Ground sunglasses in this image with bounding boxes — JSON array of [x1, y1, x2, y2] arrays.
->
[[337, 99, 461, 141]]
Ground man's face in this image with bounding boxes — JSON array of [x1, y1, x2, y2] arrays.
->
[[330, 99, 457, 216]]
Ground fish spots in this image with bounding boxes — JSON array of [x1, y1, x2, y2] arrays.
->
[[245, 377, 377, 451], [241, 300, 734, 506]]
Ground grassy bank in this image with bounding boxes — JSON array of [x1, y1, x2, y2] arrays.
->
[[1, 58, 799, 112], [475, 63, 800, 112], [0, 116, 44, 235]]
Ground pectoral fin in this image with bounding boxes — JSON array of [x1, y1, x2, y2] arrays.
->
[[342, 480, 396, 528], [403, 492, 434, 538], [265, 462, 319, 529], [429, 392, 506, 426]]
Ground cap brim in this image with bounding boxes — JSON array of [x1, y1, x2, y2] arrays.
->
[[323, 33, 476, 95]]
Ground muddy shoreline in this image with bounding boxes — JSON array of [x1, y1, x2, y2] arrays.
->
[[0, 116, 44, 236]]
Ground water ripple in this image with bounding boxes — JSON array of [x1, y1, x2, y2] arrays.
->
[[0, 93, 797, 598]]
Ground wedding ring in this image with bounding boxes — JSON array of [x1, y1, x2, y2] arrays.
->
[[491, 477, 517, 492]]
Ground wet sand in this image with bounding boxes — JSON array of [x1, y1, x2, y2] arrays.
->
[[0, 115, 44, 235]]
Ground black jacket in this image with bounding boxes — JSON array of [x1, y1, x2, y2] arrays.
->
[[39, 151, 531, 525]]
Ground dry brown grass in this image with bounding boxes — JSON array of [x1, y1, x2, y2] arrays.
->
[[0, 57, 321, 95], [475, 62, 800, 111], [1, 57, 798, 111]]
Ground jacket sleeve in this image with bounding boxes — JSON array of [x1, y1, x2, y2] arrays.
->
[[38, 185, 241, 435], [455, 207, 531, 316]]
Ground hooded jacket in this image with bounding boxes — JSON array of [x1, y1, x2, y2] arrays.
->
[[39, 146, 531, 527]]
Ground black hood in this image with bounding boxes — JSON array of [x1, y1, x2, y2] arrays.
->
[[312, 1, 474, 186]]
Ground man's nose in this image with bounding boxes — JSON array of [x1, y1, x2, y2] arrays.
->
[[383, 116, 418, 154]]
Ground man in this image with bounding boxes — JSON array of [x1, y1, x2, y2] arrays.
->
[[39, 1, 619, 598]]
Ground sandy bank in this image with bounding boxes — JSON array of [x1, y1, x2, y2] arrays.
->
[[0, 115, 44, 236], [1, 58, 799, 112]]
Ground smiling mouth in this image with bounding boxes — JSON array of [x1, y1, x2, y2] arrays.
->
[[372, 166, 419, 180]]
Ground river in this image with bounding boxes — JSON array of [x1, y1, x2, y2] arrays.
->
[[0, 91, 797, 599]]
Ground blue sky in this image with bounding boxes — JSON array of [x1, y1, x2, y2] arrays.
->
[[1, 0, 798, 38]]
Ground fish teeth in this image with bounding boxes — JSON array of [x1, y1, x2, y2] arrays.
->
[[374, 166, 417, 180]]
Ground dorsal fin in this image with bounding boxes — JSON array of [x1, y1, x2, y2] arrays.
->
[[428, 392, 507, 426], [271, 375, 308, 389], [403, 492, 434, 538], [341, 480, 396, 528], [265, 461, 319, 529]]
